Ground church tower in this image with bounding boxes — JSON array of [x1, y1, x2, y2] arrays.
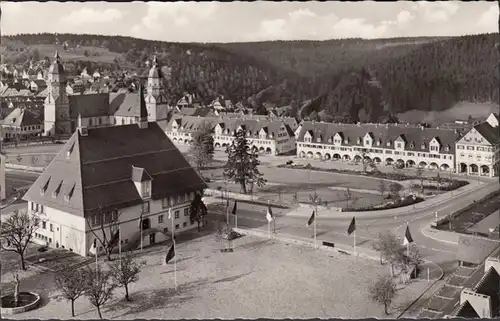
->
[[146, 56, 169, 122], [44, 51, 71, 137]]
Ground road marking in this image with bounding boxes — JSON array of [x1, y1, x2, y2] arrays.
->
[[420, 228, 459, 245]]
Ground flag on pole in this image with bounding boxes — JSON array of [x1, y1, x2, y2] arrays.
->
[[266, 204, 274, 222], [89, 239, 97, 255], [347, 216, 356, 235], [306, 210, 316, 227], [403, 224, 413, 245], [231, 201, 237, 215], [165, 244, 175, 264]]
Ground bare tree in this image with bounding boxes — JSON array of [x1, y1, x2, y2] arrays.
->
[[416, 167, 425, 192], [85, 207, 120, 261], [371, 231, 401, 266], [109, 252, 146, 301], [214, 221, 235, 251], [368, 275, 397, 315], [393, 245, 423, 284], [0, 209, 41, 270], [378, 180, 387, 197], [344, 188, 352, 209], [83, 265, 116, 319], [30, 155, 39, 167], [13, 270, 21, 307], [55, 266, 87, 317]]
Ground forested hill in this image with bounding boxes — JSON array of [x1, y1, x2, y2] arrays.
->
[[2, 33, 498, 122]]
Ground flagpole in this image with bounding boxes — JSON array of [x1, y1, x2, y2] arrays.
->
[[171, 207, 177, 291], [313, 210, 317, 249], [235, 212, 238, 229], [353, 230, 356, 257], [140, 216, 143, 252], [119, 225, 122, 264]]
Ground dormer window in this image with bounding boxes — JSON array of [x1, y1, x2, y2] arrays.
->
[[40, 177, 51, 195], [53, 180, 63, 198], [67, 142, 75, 158], [386, 140, 391, 146], [377, 140, 381, 146], [445, 146, 450, 152], [421, 143, 426, 149], [65, 183, 76, 202], [132, 166, 152, 199], [344, 138, 349, 144]]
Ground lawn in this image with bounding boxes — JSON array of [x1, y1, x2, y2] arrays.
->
[[6, 153, 56, 167], [5, 234, 427, 319]]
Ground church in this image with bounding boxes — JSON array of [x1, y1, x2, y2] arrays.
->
[[43, 51, 171, 137]]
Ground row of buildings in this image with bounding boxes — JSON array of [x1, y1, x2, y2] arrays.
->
[[167, 112, 500, 177]]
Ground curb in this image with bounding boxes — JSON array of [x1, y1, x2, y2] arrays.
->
[[420, 228, 459, 245], [397, 259, 445, 318]]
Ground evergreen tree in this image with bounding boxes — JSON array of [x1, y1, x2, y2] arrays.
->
[[189, 122, 215, 171], [224, 130, 267, 194]]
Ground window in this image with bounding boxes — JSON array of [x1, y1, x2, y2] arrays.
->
[[158, 215, 164, 223], [49, 238, 52, 243], [175, 211, 180, 219], [142, 182, 151, 198], [397, 143, 402, 149], [89, 118, 93, 126], [177, 195, 182, 203], [365, 140, 370, 145], [50, 224, 53, 232], [184, 208, 189, 217], [141, 201, 150, 214], [42, 221, 46, 229], [183, 222, 187, 228], [163, 228, 168, 234], [175, 224, 180, 230], [162, 197, 169, 209]]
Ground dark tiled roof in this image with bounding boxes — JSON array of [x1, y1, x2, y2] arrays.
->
[[455, 300, 480, 318], [69, 93, 110, 118], [109, 92, 143, 117], [2, 107, 42, 127], [473, 122, 499, 145], [474, 266, 500, 314], [297, 122, 459, 153], [23, 123, 207, 217]]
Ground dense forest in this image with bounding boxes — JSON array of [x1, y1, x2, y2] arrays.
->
[[1, 33, 498, 122]]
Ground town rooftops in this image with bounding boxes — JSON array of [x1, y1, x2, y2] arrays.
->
[[23, 122, 207, 217], [69, 93, 110, 118], [454, 300, 480, 318]]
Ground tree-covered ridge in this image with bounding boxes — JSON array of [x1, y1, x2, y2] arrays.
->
[[2, 33, 498, 121]]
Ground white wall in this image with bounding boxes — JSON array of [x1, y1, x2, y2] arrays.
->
[[29, 191, 201, 257]]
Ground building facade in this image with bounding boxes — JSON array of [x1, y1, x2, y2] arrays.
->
[[1, 107, 44, 140], [455, 119, 499, 177], [296, 121, 460, 171], [24, 98, 207, 257], [165, 115, 297, 156]]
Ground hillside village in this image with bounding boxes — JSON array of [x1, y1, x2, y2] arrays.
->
[[0, 4, 499, 319]]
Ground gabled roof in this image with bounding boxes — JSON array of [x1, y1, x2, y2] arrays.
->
[[2, 107, 42, 127], [109, 92, 144, 118], [23, 123, 207, 217], [69, 93, 110, 118], [455, 300, 480, 318], [473, 122, 499, 145], [297, 122, 459, 153]]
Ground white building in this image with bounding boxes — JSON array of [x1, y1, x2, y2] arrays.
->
[[165, 115, 297, 156], [455, 118, 499, 177], [296, 121, 460, 171], [23, 102, 207, 257], [1, 107, 44, 140]]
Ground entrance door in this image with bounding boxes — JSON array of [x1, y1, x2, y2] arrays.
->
[[149, 232, 156, 245]]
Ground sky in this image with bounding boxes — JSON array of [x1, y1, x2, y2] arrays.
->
[[1, 1, 498, 43]]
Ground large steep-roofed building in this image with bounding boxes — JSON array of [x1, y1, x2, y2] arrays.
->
[[24, 97, 207, 256]]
